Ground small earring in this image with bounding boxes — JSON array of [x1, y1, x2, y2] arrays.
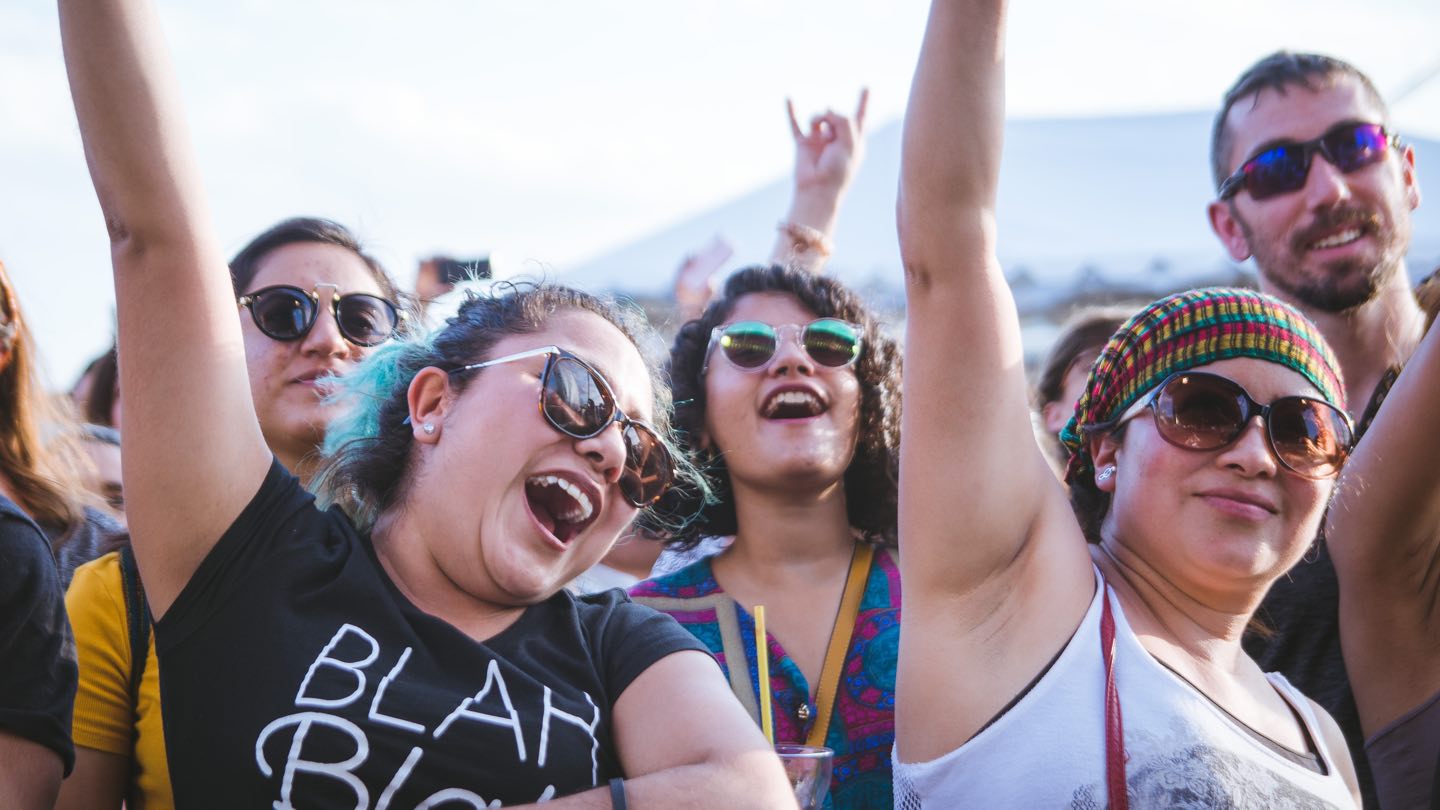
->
[[1097, 466, 1115, 482], [422, 423, 436, 435]]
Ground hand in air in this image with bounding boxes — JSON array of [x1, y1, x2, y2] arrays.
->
[[787, 88, 869, 194], [673, 235, 734, 317]]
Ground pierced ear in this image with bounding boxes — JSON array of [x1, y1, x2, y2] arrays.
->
[[407, 367, 452, 443], [1089, 433, 1121, 493], [1207, 200, 1253, 262]]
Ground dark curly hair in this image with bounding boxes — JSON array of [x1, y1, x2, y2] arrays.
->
[[312, 280, 706, 534], [660, 264, 902, 549]]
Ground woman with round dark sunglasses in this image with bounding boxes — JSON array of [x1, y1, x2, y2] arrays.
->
[[632, 264, 903, 809], [58, 0, 792, 806], [229, 217, 409, 482], [890, 1, 1359, 806]]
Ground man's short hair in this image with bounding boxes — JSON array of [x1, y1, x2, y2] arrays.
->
[[1210, 51, 1390, 192]]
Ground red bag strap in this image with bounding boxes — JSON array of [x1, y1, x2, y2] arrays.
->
[[1101, 584, 1128, 810]]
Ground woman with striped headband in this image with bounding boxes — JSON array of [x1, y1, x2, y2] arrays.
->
[[890, 1, 1360, 807]]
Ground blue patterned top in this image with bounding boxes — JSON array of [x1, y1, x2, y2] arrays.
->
[[630, 546, 900, 810]]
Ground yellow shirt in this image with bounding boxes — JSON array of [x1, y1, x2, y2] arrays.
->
[[66, 551, 172, 810]]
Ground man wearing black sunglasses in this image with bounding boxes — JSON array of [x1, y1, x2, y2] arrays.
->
[[1207, 52, 1432, 810]]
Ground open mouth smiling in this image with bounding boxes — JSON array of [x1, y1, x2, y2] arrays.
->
[[1295, 207, 1382, 254], [524, 473, 600, 545], [761, 386, 828, 420]]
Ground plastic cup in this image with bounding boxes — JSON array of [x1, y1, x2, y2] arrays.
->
[[775, 744, 833, 809]]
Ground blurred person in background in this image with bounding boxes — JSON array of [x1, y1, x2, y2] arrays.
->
[[71, 342, 120, 429], [77, 424, 123, 522], [414, 254, 492, 322], [1031, 306, 1132, 472]]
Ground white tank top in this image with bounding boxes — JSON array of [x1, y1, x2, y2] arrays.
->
[[893, 571, 1357, 809]]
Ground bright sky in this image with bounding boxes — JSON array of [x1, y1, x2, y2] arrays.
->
[[3, 0, 1439, 385]]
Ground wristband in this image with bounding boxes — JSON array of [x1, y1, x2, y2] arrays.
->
[[777, 220, 833, 257], [609, 777, 628, 810]]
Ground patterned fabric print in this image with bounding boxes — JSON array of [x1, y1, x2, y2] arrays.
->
[[630, 547, 901, 810], [1059, 287, 1345, 482], [1069, 720, 1344, 810]]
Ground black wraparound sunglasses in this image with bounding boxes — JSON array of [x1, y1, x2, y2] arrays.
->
[[1218, 121, 1399, 202]]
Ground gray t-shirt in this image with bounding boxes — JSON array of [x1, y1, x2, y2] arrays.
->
[[50, 506, 126, 588]]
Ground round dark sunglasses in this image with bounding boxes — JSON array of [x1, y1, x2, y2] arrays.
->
[[1218, 121, 1398, 202], [451, 346, 676, 507], [703, 318, 863, 374], [1097, 371, 1353, 479], [237, 284, 406, 348]]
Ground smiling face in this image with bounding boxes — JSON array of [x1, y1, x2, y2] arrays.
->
[[407, 309, 655, 605], [702, 292, 862, 498], [1209, 76, 1420, 313], [240, 242, 390, 468], [1094, 357, 1337, 596]]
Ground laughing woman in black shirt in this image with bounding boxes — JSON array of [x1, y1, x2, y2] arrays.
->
[[57, 0, 792, 806]]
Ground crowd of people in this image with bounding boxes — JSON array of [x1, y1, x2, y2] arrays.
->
[[2, 0, 1437, 807]]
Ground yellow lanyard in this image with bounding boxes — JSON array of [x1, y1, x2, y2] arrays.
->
[[805, 543, 875, 748]]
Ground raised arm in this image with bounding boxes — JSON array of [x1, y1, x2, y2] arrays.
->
[[897, 0, 1085, 606], [671, 236, 734, 323], [895, 0, 1093, 762], [769, 90, 867, 273], [60, 0, 271, 616], [1327, 319, 1440, 736]]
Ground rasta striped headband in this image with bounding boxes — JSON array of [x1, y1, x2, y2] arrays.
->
[[1059, 287, 1345, 483]]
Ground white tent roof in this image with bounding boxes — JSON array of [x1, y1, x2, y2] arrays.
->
[[559, 111, 1440, 306]]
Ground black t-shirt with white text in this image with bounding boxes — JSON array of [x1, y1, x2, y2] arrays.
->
[[155, 461, 707, 808]]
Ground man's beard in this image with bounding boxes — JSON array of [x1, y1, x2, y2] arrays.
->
[[1246, 204, 1410, 314]]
